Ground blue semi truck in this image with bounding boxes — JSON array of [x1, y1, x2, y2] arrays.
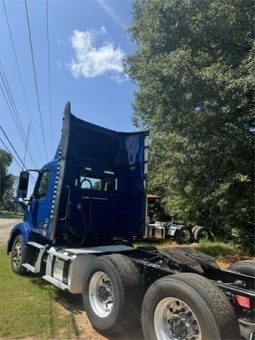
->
[[7, 103, 255, 339]]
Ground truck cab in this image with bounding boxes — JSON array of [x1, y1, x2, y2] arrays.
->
[[8, 102, 149, 252]]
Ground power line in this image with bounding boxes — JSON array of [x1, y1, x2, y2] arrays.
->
[[0, 137, 36, 190], [0, 126, 36, 183], [0, 136, 23, 171], [2, 0, 43, 161], [0, 126, 26, 169], [46, 0, 53, 154], [0, 137, 36, 185], [0, 80, 36, 169], [0, 81, 25, 145], [0, 63, 36, 168], [0, 64, 26, 142], [24, 0, 48, 162]]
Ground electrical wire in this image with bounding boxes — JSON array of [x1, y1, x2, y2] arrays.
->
[[46, 0, 53, 154], [0, 63, 36, 168], [0, 136, 23, 170], [24, 0, 48, 162], [0, 68, 25, 143], [0, 138, 35, 190], [0, 127, 36, 183], [2, 0, 43, 161], [0, 82, 24, 145], [0, 126, 26, 169]]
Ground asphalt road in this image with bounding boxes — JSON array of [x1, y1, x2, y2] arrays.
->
[[0, 218, 20, 245]]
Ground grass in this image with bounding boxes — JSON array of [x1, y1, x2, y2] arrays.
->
[[0, 246, 81, 339], [196, 240, 242, 257], [0, 210, 23, 218], [196, 240, 253, 269], [135, 238, 249, 259]]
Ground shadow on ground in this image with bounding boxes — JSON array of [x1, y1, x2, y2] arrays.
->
[[55, 290, 144, 340], [31, 277, 144, 340]]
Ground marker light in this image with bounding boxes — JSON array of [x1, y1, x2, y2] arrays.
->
[[235, 295, 251, 309]]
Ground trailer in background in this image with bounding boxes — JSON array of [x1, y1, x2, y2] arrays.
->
[[147, 194, 214, 243]]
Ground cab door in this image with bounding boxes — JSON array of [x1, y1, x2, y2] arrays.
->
[[28, 169, 52, 239]]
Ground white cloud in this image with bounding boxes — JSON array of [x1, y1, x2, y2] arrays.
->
[[68, 28, 127, 83]]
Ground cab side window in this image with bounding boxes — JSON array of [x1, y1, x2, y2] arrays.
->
[[80, 175, 115, 191], [34, 171, 50, 199]]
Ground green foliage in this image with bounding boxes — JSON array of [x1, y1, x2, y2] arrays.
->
[[0, 149, 14, 208], [197, 240, 242, 258], [126, 0, 255, 254]]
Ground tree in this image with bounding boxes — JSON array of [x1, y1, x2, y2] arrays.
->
[[0, 149, 14, 209], [126, 0, 255, 253]]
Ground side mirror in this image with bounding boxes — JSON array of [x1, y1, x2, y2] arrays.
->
[[17, 171, 29, 198]]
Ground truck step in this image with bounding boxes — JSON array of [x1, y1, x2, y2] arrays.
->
[[47, 249, 73, 261], [22, 263, 36, 273], [26, 242, 48, 273], [42, 275, 69, 291], [27, 241, 47, 250]]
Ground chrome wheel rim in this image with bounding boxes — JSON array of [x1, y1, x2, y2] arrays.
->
[[89, 271, 114, 318], [154, 297, 201, 340], [12, 241, 23, 269]]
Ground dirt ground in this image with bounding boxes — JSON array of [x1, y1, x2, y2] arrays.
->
[[0, 218, 252, 340], [56, 294, 107, 340]]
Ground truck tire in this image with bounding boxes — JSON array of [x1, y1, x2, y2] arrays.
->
[[228, 260, 255, 277], [175, 225, 192, 244], [11, 234, 27, 275], [192, 225, 200, 235], [141, 273, 240, 340], [83, 254, 143, 336], [194, 226, 213, 242]]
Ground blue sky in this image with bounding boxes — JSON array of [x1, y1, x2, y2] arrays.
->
[[0, 0, 137, 176]]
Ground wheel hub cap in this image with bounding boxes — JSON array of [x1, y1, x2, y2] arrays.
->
[[12, 242, 22, 269], [97, 284, 111, 301], [89, 271, 114, 318], [154, 297, 201, 340], [169, 316, 187, 337]]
